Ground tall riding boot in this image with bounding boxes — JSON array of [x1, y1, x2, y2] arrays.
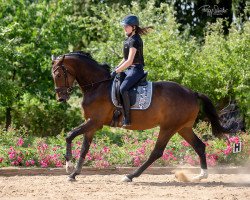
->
[[121, 91, 131, 127]]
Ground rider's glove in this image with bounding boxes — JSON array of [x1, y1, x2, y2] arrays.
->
[[110, 70, 117, 79]]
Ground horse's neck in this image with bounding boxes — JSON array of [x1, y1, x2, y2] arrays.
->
[[72, 58, 109, 89]]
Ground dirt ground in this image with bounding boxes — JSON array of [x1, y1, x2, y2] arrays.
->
[[0, 173, 249, 200]]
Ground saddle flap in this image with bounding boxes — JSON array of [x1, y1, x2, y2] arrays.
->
[[137, 72, 148, 86], [111, 78, 153, 110]]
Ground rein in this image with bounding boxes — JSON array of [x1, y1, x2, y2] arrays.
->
[[80, 78, 112, 89]]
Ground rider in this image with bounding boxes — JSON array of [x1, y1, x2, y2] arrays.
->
[[111, 15, 153, 127]]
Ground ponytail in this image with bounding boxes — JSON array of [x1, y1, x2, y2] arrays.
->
[[135, 26, 154, 35]]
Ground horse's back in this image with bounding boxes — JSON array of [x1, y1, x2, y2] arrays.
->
[[150, 81, 199, 128], [153, 81, 196, 98]]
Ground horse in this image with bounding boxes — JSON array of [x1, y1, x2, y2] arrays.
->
[[51, 51, 232, 182]]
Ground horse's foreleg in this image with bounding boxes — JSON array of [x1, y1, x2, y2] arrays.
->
[[122, 128, 174, 182], [65, 124, 85, 173], [68, 132, 94, 181], [178, 127, 208, 181], [65, 119, 98, 174]]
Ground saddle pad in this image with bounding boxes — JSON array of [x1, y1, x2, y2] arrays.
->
[[111, 81, 153, 110]]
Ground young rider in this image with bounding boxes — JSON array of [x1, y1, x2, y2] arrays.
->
[[111, 15, 152, 127]]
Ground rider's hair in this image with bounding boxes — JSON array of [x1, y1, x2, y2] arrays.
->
[[135, 26, 154, 35]]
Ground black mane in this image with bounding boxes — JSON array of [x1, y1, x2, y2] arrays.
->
[[65, 51, 111, 72]]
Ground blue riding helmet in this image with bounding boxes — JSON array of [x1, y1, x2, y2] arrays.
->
[[120, 15, 139, 27]]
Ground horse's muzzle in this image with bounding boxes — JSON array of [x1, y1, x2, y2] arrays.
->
[[55, 87, 71, 103], [58, 97, 67, 103]]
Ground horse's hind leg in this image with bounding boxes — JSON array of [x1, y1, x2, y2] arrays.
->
[[178, 127, 208, 181], [122, 128, 175, 182]]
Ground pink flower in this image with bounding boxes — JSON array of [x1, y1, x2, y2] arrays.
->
[[16, 137, 24, 147], [8, 147, 16, 160], [40, 160, 48, 168], [181, 141, 190, 147], [136, 147, 145, 155], [133, 156, 141, 167], [229, 136, 240, 144], [206, 154, 218, 167], [30, 160, 35, 165], [11, 161, 19, 166], [0, 157, 3, 163], [162, 152, 170, 161], [86, 152, 92, 160], [17, 156, 23, 163], [26, 160, 35, 166], [9, 152, 16, 160], [145, 139, 154, 144], [223, 144, 232, 155], [72, 149, 80, 159], [25, 161, 30, 167], [162, 150, 177, 161], [42, 143, 48, 150], [102, 146, 110, 153], [55, 161, 63, 167]]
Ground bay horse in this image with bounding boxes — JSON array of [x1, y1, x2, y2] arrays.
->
[[51, 51, 231, 182]]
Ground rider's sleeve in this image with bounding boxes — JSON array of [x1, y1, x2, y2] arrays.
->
[[129, 38, 140, 50]]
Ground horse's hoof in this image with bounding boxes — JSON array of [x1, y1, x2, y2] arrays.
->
[[192, 174, 208, 182], [67, 177, 76, 182], [66, 161, 75, 174], [121, 176, 132, 182]]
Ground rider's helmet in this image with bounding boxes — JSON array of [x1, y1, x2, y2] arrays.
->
[[120, 15, 139, 27]]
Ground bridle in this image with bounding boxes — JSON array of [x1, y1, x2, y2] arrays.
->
[[52, 55, 112, 97], [53, 56, 74, 97]]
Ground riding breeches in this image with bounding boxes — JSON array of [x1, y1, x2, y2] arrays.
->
[[119, 65, 144, 95]]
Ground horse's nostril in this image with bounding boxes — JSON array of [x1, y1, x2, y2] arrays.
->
[[58, 98, 66, 103]]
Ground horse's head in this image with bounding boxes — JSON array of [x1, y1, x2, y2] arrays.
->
[[51, 55, 75, 102]]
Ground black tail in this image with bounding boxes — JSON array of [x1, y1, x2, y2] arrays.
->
[[197, 93, 232, 138]]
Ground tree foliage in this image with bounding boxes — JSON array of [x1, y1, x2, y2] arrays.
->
[[0, 0, 249, 135]]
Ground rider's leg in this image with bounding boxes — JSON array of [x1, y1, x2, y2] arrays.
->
[[119, 67, 144, 127]]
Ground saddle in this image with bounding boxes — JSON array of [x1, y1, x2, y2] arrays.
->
[[110, 71, 153, 127]]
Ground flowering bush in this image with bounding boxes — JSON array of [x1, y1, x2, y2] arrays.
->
[[0, 123, 249, 168]]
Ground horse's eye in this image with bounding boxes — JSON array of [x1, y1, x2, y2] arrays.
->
[[56, 74, 61, 78]]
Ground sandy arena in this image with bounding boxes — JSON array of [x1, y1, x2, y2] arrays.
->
[[0, 168, 250, 200]]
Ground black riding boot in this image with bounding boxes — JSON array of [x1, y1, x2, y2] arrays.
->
[[121, 91, 131, 127]]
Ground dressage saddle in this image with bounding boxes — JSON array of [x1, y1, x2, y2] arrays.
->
[[114, 71, 148, 107]]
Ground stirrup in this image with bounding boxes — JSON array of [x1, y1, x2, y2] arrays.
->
[[122, 118, 131, 127]]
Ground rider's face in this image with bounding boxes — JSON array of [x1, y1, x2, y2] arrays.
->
[[123, 25, 133, 36]]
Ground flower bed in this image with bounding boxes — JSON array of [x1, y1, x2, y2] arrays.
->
[[0, 122, 249, 168]]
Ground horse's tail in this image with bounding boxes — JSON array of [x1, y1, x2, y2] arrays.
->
[[197, 93, 232, 138]]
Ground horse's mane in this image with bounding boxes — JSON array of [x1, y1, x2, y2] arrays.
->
[[65, 51, 111, 72]]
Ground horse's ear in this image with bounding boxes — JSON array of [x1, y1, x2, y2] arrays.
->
[[57, 55, 65, 64], [51, 55, 56, 61], [59, 55, 65, 62]]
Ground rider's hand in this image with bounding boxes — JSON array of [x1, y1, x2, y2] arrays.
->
[[110, 70, 117, 79]]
